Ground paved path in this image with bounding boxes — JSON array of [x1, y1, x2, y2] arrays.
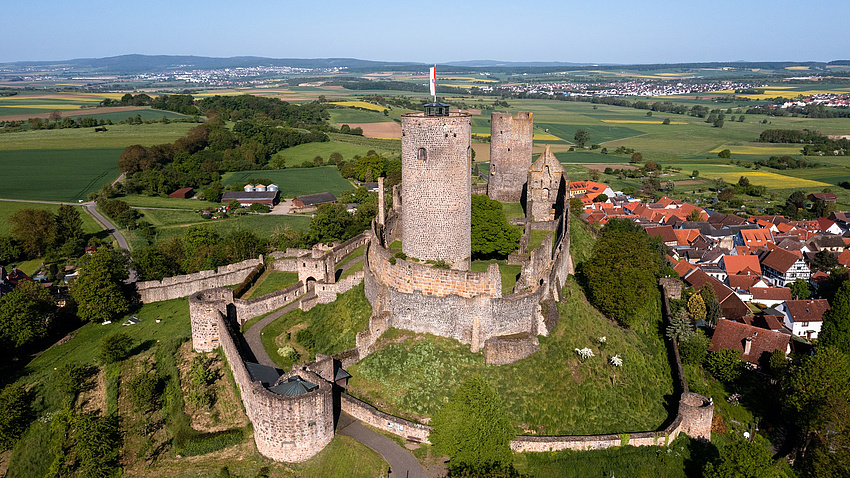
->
[[337, 412, 428, 478], [242, 292, 313, 367]]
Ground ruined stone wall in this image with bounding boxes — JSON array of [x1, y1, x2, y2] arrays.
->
[[401, 111, 472, 270], [314, 272, 364, 304], [471, 184, 488, 195], [137, 259, 261, 303], [213, 310, 334, 462], [483, 334, 540, 365], [367, 236, 500, 298], [271, 258, 298, 273], [489, 112, 533, 203], [233, 282, 306, 325], [189, 288, 233, 352], [341, 394, 432, 443]]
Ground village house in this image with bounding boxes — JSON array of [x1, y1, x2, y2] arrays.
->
[[760, 247, 811, 286], [775, 299, 830, 340], [291, 192, 337, 213], [709, 319, 791, 368]]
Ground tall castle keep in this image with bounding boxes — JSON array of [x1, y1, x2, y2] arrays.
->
[[401, 103, 472, 270], [488, 111, 534, 203]]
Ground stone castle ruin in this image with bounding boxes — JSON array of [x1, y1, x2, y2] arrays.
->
[[178, 104, 712, 462]]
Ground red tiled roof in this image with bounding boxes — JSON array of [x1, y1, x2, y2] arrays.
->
[[722, 255, 762, 276], [784, 299, 830, 323], [761, 247, 801, 273], [741, 228, 774, 247], [709, 319, 790, 364], [751, 287, 792, 302], [646, 225, 677, 244]]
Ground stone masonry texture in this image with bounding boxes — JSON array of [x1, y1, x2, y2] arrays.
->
[[489, 112, 533, 203], [401, 112, 472, 270]]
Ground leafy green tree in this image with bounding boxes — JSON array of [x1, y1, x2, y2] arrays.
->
[[54, 204, 85, 257], [583, 220, 661, 327], [810, 250, 839, 273], [431, 375, 516, 476], [718, 188, 735, 202], [0, 279, 54, 351], [679, 331, 711, 365], [686, 209, 702, 222], [97, 332, 134, 364], [307, 203, 352, 245], [573, 129, 589, 148], [700, 285, 722, 327], [71, 248, 130, 323], [718, 149, 731, 159], [704, 348, 744, 383], [820, 280, 850, 355], [132, 245, 172, 281], [630, 152, 643, 163], [9, 208, 56, 257], [0, 383, 34, 450], [471, 195, 521, 259], [687, 293, 706, 323], [223, 229, 268, 263], [703, 438, 779, 478], [0, 236, 22, 264], [790, 278, 811, 300]]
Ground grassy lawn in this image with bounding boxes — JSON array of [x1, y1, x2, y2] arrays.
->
[[0, 122, 195, 150], [243, 271, 299, 299], [335, 245, 365, 271], [274, 136, 400, 167], [328, 108, 395, 124], [569, 216, 598, 267], [261, 284, 372, 368], [346, 277, 674, 435], [528, 230, 553, 253], [0, 149, 122, 201], [501, 201, 525, 222], [470, 259, 521, 296], [221, 166, 354, 198]]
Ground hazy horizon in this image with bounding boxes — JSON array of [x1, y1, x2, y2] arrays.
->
[[4, 0, 849, 65]]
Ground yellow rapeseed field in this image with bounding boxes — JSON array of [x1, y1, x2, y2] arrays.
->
[[328, 101, 386, 112], [738, 89, 850, 100], [601, 119, 688, 125], [711, 172, 829, 189], [710, 145, 803, 155]]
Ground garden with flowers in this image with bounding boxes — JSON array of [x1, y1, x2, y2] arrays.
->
[[346, 219, 675, 436]]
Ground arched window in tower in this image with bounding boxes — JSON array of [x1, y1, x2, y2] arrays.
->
[[418, 147, 427, 161]]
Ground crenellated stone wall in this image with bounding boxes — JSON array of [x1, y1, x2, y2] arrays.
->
[[233, 282, 306, 325], [137, 258, 262, 303], [314, 272, 364, 303]]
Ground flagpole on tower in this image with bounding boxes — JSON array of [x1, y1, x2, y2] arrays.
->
[[429, 65, 437, 102]]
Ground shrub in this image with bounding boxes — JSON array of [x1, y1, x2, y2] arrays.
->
[[127, 373, 161, 412], [277, 346, 300, 362], [54, 363, 93, 398], [97, 332, 134, 364], [679, 331, 710, 365], [704, 348, 744, 383], [0, 383, 34, 449]]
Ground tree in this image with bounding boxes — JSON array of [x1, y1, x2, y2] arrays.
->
[[0, 280, 54, 351], [700, 284, 722, 326], [430, 375, 516, 476], [703, 438, 779, 478], [718, 188, 735, 202], [71, 248, 130, 323], [471, 195, 521, 259], [692, 170, 700, 178], [306, 203, 353, 245], [679, 331, 711, 365], [686, 209, 702, 222], [132, 245, 172, 281], [573, 129, 589, 148], [630, 152, 643, 163], [9, 208, 56, 257], [704, 348, 744, 383], [0, 383, 34, 450], [790, 278, 811, 300], [810, 250, 839, 273], [713, 118, 724, 128], [662, 118, 671, 125], [55, 204, 85, 257], [0, 236, 22, 264], [820, 280, 850, 354], [687, 293, 706, 323], [583, 220, 661, 327], [97, 332, 134, 364], [718, 149, 731, 159], [643, 160, 659, 172]]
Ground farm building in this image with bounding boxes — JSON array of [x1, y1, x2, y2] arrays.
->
[[169, 187, 194, 199], [221, 189, 280, 207], [292, 192, 337, 212]]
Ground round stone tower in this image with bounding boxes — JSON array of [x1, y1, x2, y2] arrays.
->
[[401, 103, 472, 270], [489, 111, 533, 203]]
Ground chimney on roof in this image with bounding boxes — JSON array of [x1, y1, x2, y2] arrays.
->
[[744, 336, 753, 355]]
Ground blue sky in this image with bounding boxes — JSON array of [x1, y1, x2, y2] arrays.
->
[[2, 0, 848, 64]]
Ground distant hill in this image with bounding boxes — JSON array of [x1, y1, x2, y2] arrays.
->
[[443, 60, 601, 67]]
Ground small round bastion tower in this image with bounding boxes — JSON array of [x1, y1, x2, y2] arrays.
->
[[488, 111, 533, 202], [401, 103, 472, 270]]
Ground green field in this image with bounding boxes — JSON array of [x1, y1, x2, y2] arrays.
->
[[69, 108, 189, 122], [328, 108, 395, 124], [0, 149, 122, 201], [274, 138, 399, 167], [222, 166, 354, 198], [0, 122, 196, 150], [538, 123, 645, 144], [0, 201, 102, 236]]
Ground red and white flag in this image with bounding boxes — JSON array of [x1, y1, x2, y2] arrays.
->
[[429, 65, 436, 99]]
